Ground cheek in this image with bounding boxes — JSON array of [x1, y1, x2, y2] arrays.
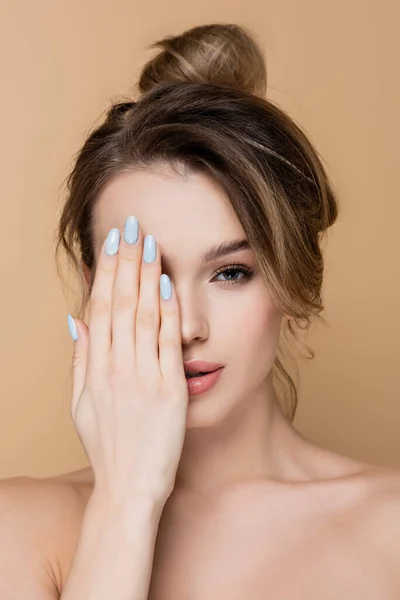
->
[[245, 304, 281, 371], [215, 286, 282, 359]]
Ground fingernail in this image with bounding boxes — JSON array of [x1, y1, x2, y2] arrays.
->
[[124, 216, 139, 245], [160, 274, 172, 300], [143, 235, 156, 263], [105, 228, 121, 256], [67, 314, 78, 342]]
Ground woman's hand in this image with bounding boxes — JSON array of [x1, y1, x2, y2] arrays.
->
[[68, 218, 188, 508]]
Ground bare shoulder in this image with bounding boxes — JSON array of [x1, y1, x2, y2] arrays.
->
[[354, 463, 400, 509], [347, 463, 400, 576], [0, 468, 93, 597]]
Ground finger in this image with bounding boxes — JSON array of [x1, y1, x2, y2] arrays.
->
[[86, 230, 119, 385], [111, 217, 142, 371], [68, 315, 89, 421], [158, 275, 185, 384], [134, 234, 161, 380]]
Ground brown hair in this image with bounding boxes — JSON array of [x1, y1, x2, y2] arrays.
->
[[54, 23, 339, 421]]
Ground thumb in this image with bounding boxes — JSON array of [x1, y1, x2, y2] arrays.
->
[[67, 314, 89, 421]]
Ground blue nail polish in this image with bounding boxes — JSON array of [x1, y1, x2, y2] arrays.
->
[[105, 228, 120, 256], [67, 314, 78, 342], [143, 235, 156, 263], [160, 274, 172, 300], [124, 216, 139, 245]]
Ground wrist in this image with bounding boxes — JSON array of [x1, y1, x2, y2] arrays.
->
[[88, 485, 165, 522]]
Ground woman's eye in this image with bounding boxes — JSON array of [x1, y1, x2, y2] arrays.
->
[[212, 264, 254, 285]]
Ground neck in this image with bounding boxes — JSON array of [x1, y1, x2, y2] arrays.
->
[[172, 374, 314, 498]]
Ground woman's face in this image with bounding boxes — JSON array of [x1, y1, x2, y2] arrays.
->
[[89, 166, 283, 428]]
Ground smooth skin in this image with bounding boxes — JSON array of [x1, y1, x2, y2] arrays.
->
[[1, 216, 189, 600], [70, 223, 189, 508], [0, 168, 399, 599]]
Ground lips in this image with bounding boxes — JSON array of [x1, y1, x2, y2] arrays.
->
[[185, 367, 224, 396], [183, 359, 223, 375]]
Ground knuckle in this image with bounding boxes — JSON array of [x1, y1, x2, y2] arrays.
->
[[85, 372, 107, 396], [90, 295, 110, 316], [113, 293, 134, 312], [109, 353, 136, 386], [97, 261, 115, 275], [109, 359, 124, 378], [109, 363, 130, 386], [72, 347, 84, 368], [136, 308, 158, 328], [119, 250, 139, 263], [159, 334, 176, 349]]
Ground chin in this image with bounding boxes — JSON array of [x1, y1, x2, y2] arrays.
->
[[184, 388, 243, 431]]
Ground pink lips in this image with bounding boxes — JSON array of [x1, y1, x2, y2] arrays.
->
[[183, 359, 223, 374], [185, 367, 224, 396]]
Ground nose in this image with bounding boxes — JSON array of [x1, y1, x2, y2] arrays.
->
[[176, 285, 209, 346]]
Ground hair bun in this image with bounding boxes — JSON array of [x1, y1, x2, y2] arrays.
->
[[137, 23, 267, 98]]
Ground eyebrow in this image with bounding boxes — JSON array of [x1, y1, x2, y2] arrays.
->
[[161, 238, 250, 272], [200, 238, 250, 263]]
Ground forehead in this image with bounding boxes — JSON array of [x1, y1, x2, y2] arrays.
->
[[93, 167, 246, 258]]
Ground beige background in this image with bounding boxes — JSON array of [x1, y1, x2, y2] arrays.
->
[[0, 1, 398, 479]]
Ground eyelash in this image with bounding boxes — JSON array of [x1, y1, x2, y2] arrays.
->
[[212, 263, 255, 286]]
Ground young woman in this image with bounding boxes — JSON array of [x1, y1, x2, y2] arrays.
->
[[1, 23, 399, 599]]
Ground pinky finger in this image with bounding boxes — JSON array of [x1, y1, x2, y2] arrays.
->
[[67, 315, 89, 421], [158, 275, 185, 383]]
